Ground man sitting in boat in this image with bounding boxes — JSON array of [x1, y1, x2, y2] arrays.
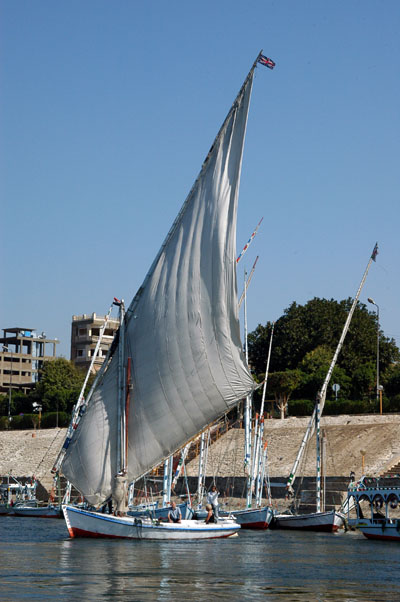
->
[[168, 501, 182, 523], [205, 503, 217, 524]]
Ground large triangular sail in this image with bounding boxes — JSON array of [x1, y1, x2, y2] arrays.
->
[[61, 59, 260, 505]]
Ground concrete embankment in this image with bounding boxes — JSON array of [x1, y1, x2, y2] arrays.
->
[[1, 414, 399, 498]]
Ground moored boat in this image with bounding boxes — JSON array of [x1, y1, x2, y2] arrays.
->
[[12, 504, 62, 518], [347, 478, 400, 541], [272, 509, 344, 532], [63, 505, 240, 539], [230, 506, 274, 530]]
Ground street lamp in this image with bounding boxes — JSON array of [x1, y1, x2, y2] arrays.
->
[[2, 346, 12, 423], [367, 297, 381, 413]]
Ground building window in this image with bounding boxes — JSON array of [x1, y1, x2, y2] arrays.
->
[[79, 328, 86, 336], [77, 349, 83, 357], [104, 328, 116, 337]]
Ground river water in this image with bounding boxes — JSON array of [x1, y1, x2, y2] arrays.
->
[[0, 517, 398, 601]]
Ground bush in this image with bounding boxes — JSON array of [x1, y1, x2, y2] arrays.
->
[[287, 399, 314, 416], [324, 399, 373, 415], [40, 412, 69, 428], [287, 397, 391, 416], [0, 412, 70, 430], [7, 414, 39, 430], [0, 416, 10, 430]]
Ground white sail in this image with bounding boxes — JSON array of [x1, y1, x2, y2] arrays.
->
[[62, 66, 256, 505]]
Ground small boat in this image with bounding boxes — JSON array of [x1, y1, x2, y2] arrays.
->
[[0, 477, 38, 515], [57, 53, 271, 541], [63, 505, 239, 540], [347, 477, 400, 541], [273, 509, 344, 532], [12, 504, 62, 518], [230, 506, 274, 530]]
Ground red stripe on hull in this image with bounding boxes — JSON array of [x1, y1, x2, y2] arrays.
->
[[71, 527, 131, 539], [69, 526, 235, 540], [277, 523, 339, 532], [363, 532, 400, 541], [238, 521, 269, 530]]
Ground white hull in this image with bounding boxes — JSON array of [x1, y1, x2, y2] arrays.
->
[[13, 505, 62, 518], [230, 506, 274, 530], [357, 519, 400, 541], [63, 505, 240, 540], [274, 509, 345, 532]]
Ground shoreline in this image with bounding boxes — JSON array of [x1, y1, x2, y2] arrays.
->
[[1, 414, 399, 494]]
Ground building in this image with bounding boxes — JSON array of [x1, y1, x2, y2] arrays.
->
[[70, 313, 120, 373], [0, 328, 59, 395]]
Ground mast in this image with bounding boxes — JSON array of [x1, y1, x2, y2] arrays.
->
[[196, 432, 206, 508], [315, 394, 321, 513], [238, 256, 259, 309], [162, 457, 171, 507], [243, 269, 253, 507], [286, 243, 379, 495], [117, 300, 126, 473]]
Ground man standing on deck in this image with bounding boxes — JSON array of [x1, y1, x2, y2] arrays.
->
[[207, 484, 219, 519], [112, 472, 127, 516]]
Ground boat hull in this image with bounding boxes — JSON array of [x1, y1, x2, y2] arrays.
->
[[273, 510, 345, 532], [357, 520, 400, 541], [230, 506, 273, 530], [63, 505, 240, 540], [12, 505, 62, 518]]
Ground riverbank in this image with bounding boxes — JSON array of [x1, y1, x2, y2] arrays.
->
[[1, 414, 399, 494]]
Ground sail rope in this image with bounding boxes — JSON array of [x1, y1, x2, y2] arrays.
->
[[35, 428, 65, 475], [291, 431, 312, 512]]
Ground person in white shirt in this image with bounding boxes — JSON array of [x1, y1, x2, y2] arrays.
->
[[206, 484, 219, 519]]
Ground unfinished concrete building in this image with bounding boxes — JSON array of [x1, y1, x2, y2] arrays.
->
[[0, 328, 59, 394], [70, 313, 120, 373]]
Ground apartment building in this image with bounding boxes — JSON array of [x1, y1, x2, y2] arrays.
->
[[70, 313, 120, 373], [0, 328, 59, 394]]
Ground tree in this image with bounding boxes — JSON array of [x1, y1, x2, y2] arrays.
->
[[383, 365, 400, 398], [297, 345, 352, 400], [248, 297, 400, 401], [267, 370, 303, 419], [30, 358, 87, 414]]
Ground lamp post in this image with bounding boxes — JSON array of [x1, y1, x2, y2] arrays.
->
[[2, 346, 12, 423], [367, 297, 381, 413]]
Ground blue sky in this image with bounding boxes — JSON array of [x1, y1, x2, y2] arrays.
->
[[1, 0, 399, 358]]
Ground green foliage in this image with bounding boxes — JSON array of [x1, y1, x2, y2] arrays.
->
[[0, 411, 70, 430], [40, 412, 70, 428], [5, 414, 39, 430], [248, 297, 400, 402], [0, 358, 90, 420], [323, 399, 373, 415], [287, 399, 314, 416], [0, 416, 10, 429], [30, 358, 87, 414], [267, 369, 304, 418], [382, 365, 400, 397]]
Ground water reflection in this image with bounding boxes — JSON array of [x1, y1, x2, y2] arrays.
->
[[1, 519, 399, 600]]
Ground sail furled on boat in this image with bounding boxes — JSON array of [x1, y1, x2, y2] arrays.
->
[[62, 67, 256, 506]]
